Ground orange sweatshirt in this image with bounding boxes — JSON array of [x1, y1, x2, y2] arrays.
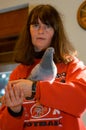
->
[[0, 57, 86, 130]]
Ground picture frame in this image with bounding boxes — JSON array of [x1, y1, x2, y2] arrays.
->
[[77, 1, 86, 30]]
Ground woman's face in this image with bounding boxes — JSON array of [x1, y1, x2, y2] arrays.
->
[[30, 19, 54, 51]]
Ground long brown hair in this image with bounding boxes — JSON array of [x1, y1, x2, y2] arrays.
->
[[14, 4, 77, 65]]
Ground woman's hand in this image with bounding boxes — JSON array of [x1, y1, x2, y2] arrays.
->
[[4, 82, 24, 113], [2, 79, 33, 112], [8, 79, 33, 98]]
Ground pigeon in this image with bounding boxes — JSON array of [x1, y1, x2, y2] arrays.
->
[[28, 47, 57, 83]]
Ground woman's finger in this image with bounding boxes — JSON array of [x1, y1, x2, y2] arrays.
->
[[5, 86, 13, 106]]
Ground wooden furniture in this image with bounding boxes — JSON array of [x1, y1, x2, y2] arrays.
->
[[0, 4, 29, 63]]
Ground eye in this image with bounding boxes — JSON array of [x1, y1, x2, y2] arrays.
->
[[45, 22, 52, 28], [46, 24, 51, 27], [32, 24, 39, 29]]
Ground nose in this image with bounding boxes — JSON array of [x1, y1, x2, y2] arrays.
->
[[38, 25, 45, 34]]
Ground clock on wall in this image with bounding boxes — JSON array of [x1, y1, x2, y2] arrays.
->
[[77, 1, 86, 30]]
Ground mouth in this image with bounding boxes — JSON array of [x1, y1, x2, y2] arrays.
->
[[37, 37, 46, 40]]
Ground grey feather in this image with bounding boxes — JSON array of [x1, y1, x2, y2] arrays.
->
[[28, 47, 57, 83]]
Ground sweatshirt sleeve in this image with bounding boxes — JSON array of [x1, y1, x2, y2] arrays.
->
[[0, 105, 25, 130], [0, 64, 28, 130], [35, 58, 86, 117], [0, 62, 39, 130]]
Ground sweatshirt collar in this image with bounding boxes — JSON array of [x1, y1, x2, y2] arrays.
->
[[34, 50, 45, 59]]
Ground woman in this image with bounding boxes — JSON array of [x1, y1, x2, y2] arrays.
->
[[0, 4, 86, 130]]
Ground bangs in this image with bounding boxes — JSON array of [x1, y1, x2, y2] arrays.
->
[[30, 5, 56, 27]]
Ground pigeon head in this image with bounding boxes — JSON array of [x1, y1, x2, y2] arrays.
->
[[40, 47, 55, 69]]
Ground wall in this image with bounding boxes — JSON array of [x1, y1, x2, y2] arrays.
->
[[0, 0, 86, 126]]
